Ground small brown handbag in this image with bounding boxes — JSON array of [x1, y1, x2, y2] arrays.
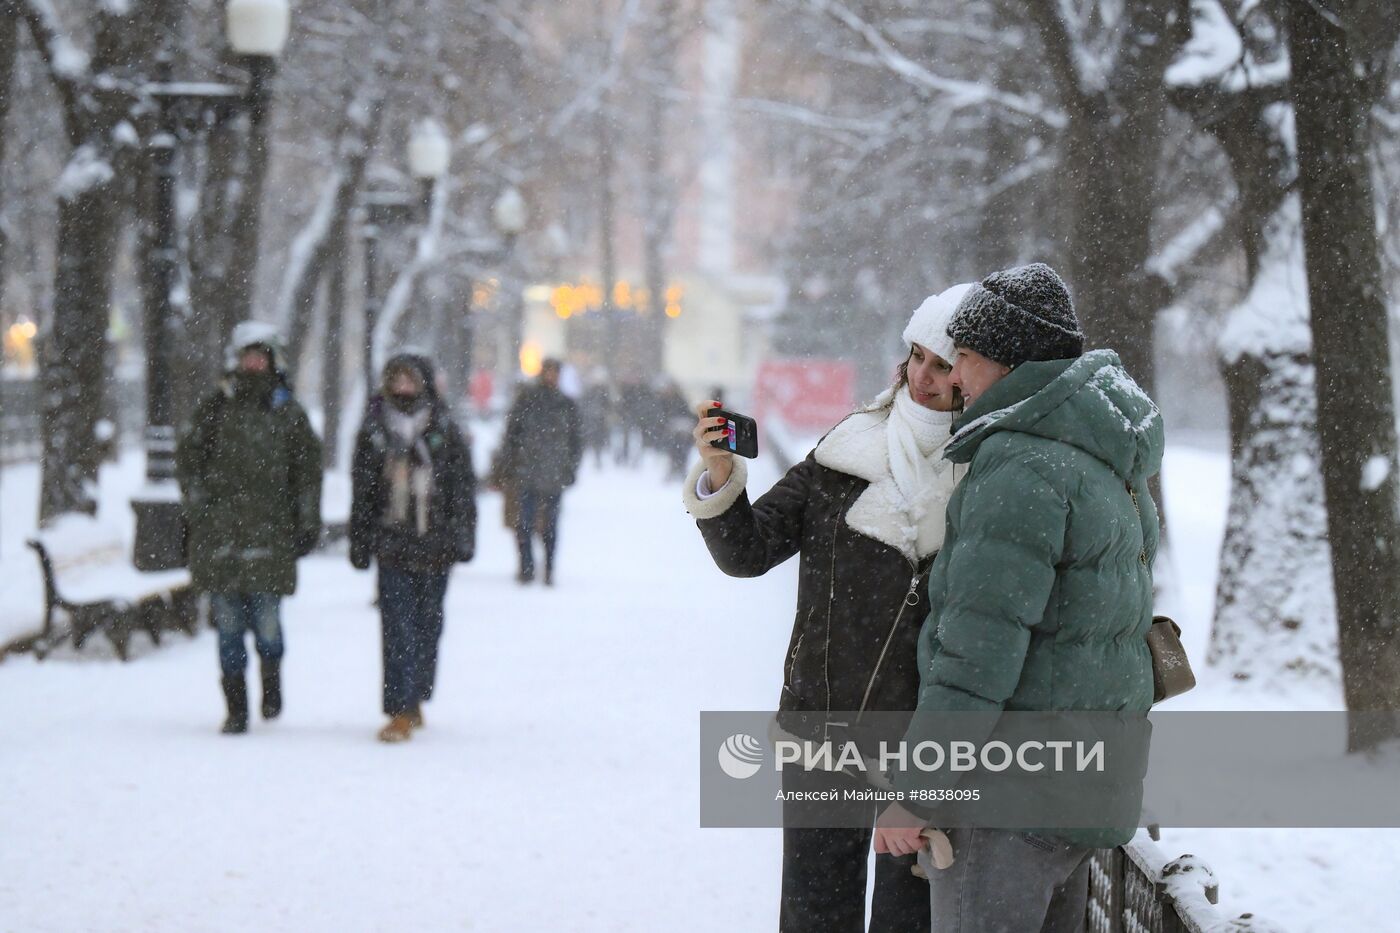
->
[[1147, 615, 1196, 703]]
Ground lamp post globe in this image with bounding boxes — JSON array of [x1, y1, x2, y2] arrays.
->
[[493, 186, 528, 236], [227, 0, 291, 57], [409, 119, 451, 180]]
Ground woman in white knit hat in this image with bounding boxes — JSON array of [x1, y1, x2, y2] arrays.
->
[[682, 283, 972, 933]]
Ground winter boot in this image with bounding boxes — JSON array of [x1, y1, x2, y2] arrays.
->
[[221, 675, 249, 735], [260, 660, 282, 721], [378, 714, 414, 743], [408, 704, 425, 729]]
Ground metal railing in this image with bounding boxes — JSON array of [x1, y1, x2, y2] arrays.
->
[[0, 378, 144, 464], [1090, 832, 1284, 932]]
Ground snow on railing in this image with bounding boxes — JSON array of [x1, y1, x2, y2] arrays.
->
[[1089, 831, 1286, 933]]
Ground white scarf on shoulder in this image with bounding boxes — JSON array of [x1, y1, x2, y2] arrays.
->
[[813, 386, 961, 561]]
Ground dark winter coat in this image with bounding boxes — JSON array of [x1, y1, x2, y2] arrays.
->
[[350, 395, 477, 574], [893, 350, 1164, 846], [175, 372, 323, 596], [501, 383, 583, 493], [682, 452, 937, 739]]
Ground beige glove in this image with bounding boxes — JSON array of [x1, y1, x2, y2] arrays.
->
[[911, 828, 955, 878]]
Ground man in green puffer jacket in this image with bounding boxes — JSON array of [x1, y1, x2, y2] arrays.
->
[[872, 263, 1164, 932], [176, 322, 322, 736]]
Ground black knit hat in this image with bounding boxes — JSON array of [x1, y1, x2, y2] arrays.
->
[[947, 262, 1084, 368]]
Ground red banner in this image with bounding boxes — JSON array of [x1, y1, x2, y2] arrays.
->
[[752, 359, 857, 431]]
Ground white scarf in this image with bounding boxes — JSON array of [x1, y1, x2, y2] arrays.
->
[[384, 406, 434, 536], [814, 386, 961, 561]]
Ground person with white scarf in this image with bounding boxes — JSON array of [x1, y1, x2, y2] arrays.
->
[[681, 283, 973, 933], [350, 353, 477, 744]]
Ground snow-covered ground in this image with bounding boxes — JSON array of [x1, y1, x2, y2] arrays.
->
[[0, 434, 1393, 931]]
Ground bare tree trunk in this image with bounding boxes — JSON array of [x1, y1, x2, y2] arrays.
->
[[40, 179, 121, 523], [639, 0, 679, 377], [321, 250, 346, 470], [0, 9, 15, 297], [597, 96, 621, 381], [0, 8, 15, 553], [1287, 1, 1400, 742], [1025, 1, 1191, 394], [281, 82, 385, 372]]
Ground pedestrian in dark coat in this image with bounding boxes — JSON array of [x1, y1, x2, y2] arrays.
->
[[175, 320, 323, 735], [350, 352, 477, 743], [500, 357, 582, 585], [682, 284, 974, 933]]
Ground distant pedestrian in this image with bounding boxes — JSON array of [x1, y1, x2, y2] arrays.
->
[[350, 353, 477, 743], [500, 358, 583, 585], [657, 381, 692, 480], [176, 321, 323, 735], [581, 371, 612, 470]]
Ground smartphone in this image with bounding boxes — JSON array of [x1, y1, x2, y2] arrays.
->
[[706, 407, 759, 459]]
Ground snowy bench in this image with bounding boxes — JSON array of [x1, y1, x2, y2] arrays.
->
[[16, 517, 196, 661]]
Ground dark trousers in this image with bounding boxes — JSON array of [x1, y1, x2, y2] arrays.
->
[[515, 489, 562, 576], [780, 770, 931, 933], [212, 592, 283, 678], [378, 567, 449, 716]]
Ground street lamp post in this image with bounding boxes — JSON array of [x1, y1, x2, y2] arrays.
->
[[359, 119, 450, 391], [131, 0, 291, 573], [491, 186, 528, 382], [222, 0, 291, 335]]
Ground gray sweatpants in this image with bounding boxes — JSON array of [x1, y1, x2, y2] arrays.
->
[[917, 829, 1092, 933]]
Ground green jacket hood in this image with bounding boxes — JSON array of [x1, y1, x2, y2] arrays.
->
[[946, 349, 1164, 482]]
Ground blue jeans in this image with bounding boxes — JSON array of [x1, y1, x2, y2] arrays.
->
[[212, 592, 284, 678], [515, 489, 562, 576], [379, 567, 449, 716]]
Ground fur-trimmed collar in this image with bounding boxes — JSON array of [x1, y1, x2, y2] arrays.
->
[[814, 405, 960, 560]]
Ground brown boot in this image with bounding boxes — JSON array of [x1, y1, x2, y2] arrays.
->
[[408, 705, 424, 729], [377, 714, 414, 743]]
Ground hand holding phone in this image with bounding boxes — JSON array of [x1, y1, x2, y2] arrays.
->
[[692, 401, 757, 490], [705, 406, 759, 459]]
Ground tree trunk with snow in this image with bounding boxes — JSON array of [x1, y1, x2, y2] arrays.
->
[[1211, 198, 1337, 683], [281, 81, 385, 374], [39, 168, 121, 523], [1025, 1, 1191, 396], [1287, 0, 1400, 741], [1166, 2, 1339, 685], [21, 1, 170, 525]]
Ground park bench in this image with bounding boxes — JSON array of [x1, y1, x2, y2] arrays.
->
[[17, 520, 196, 662]]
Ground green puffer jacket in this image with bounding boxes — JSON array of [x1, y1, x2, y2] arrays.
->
[[176, 372, 323, 596], [894, 350, 1163, 846]]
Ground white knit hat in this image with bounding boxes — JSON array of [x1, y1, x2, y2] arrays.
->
[[901, 283, 973, 365]]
